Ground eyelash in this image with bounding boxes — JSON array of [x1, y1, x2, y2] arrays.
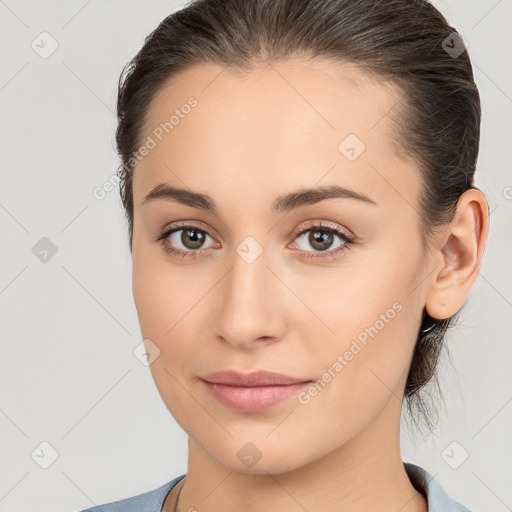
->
[[154, 221, 355, 260]]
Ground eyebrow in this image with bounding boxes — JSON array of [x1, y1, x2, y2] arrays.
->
[[141, 183, 377, 213]]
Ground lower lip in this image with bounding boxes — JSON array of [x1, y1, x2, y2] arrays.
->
[[202, 379, 312, 412]]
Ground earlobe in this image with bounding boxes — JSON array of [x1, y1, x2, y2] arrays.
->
[[425, 188, 489, 320]]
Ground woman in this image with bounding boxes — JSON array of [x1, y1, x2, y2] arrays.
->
[[81, 0, 488, 510]]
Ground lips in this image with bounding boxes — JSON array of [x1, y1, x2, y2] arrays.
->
[[200, 370, 313, 412], [201, 369, 311, 387]]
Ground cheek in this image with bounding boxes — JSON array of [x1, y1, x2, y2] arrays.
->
[[131, 247, 207, 377], [132, 253, 199, 425], [299, 240, 425, 396]]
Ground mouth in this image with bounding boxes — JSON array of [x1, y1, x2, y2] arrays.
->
[[200, 369, 313, 412]]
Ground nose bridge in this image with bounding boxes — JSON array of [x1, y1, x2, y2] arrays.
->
[[213, 234, 285, 346]]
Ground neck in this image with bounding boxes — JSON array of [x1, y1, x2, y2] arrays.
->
[[170, 398, 427, 512]]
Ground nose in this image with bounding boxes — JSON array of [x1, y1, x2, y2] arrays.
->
[[212, 241, 287, 349]]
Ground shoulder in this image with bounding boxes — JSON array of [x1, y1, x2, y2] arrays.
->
[[78, 474, 186, 512], [404, 462, 473, 512]]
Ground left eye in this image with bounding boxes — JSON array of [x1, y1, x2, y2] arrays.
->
[[292, 224, 354, 258]]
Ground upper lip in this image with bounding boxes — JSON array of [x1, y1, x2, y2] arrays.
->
[[201, 370, 312, 387]]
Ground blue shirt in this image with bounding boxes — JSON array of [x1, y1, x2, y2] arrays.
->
[[79, 462, 472, 511]]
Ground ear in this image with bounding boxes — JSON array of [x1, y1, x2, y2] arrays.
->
[[425, 187, 490, 320]]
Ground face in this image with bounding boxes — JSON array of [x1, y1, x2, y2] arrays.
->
[[131, 59, 431, 474]]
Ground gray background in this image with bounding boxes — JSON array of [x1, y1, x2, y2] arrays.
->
[[1, 0, 511, 511]]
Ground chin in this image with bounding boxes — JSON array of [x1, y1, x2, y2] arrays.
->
[[205, 439, 314, 477]]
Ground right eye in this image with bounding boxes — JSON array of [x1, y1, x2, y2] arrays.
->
[[157, 223, 219, 258]]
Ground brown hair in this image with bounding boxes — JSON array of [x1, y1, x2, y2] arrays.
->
[[115, 0, 482, 432]]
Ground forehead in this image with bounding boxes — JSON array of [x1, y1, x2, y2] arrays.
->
[[133, 58, 418, 209], [140, 58, 404, 143]]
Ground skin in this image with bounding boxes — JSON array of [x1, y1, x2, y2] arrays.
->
[[130, 59, 488, 512]]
